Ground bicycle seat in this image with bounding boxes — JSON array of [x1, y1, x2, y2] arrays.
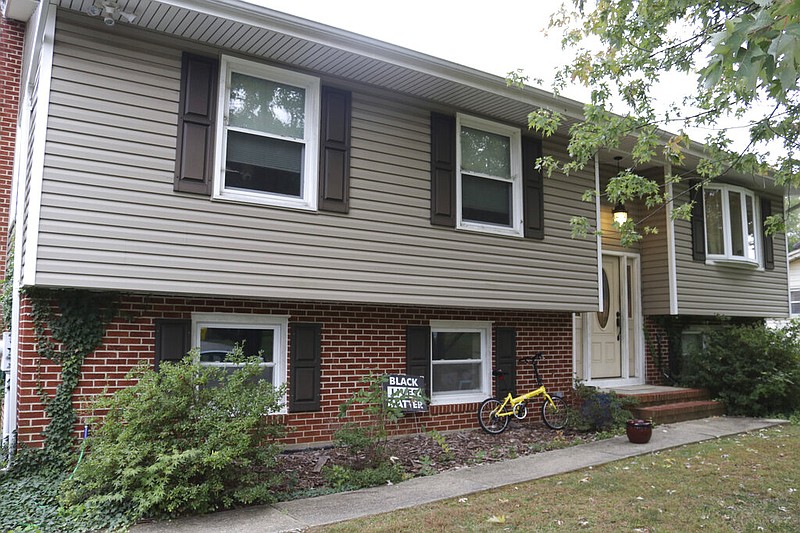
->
[[492, 368, 505, 378]]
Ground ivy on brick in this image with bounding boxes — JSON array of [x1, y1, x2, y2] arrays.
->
[[1, 235, 13, 331], [26, 288, 118, 456]]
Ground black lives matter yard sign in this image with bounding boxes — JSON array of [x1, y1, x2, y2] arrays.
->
[[384, 374, 427, 413]]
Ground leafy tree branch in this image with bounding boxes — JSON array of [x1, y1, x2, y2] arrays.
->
[[528, 0, 799, 244]]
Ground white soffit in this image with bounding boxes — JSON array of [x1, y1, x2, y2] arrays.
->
[[2, 0, 38, 21]]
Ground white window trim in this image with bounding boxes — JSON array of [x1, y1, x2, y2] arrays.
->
[[429, 320, 492, 405], [790, 288, 800, 317], [704, 183, 761, 267], [214, 56, 320, 211], [455, 114, 523, 237], [191, 313, 288, 394], [680, 327, 707, 358]]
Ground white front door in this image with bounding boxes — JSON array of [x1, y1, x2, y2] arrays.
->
[[591, 255, 622, 378], [578, 253, 643, 386]]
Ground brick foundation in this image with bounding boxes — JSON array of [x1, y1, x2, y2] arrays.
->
[[643, 316, 670, 385], [0, 16, 24, 278], [15, 293, 575, 447]]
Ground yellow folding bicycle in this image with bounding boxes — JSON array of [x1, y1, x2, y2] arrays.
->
[[477, 352, 568, 434]]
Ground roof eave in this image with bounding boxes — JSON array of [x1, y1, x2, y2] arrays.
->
[[2, 0, 38, 21]]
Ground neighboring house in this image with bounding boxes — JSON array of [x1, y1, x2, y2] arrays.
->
[[789, 248, 800, 317], [765, 245, 798, 328], [0, 0, 789, 448]]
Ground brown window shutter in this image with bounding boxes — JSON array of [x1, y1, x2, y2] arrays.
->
[[405, 326, 431, 397], [495, 327, 516, 400], [522, 137, 545, 239], [319, 86, 352, 213], [154, 319, 191, 370], [430, 113, 456, 227], [290, 323, 322, 412], [174, 53, 218, 195], [761, 197, 775, 270], [689, 180, 706, 261]]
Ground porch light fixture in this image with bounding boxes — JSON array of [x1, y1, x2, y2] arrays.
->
[[85, 1, 137, 26], [611, 156, 628, 225], [612, 203, 629, 225]]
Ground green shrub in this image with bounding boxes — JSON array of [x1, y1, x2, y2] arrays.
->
[[60, 352, 286, 524], [680, 322, 800, 416], [568, 381, 637, 431], [324, 374, 422, 492], [427, 428, 454, 462], [322, 462, 405, 491], [334, 374, 415, 467]]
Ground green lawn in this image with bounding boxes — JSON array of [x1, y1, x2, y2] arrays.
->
[[317, 424, 800, 532]]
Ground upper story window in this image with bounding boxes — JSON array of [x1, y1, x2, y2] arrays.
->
[[704, 184, 760, 265], [192, 313, 287, 391], [215, 56, 320, 210], [430, 321, 492, 405], [791, 289, 800, 316], [456, 115, 523, 237]]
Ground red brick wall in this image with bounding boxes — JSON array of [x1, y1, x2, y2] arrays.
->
[[0, 17, 24, 279], [644, 315, 670, 385], [15, 293, 575, 447]]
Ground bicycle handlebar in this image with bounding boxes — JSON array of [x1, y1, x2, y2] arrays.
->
[[493, 353, 544, 375], [517, 352, 544, 364]]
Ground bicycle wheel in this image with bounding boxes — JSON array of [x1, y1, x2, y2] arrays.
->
[[477, 398, 509, 434], [541, 395, 568, 430]]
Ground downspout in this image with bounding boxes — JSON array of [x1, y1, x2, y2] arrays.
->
[[595, 154, 603, 311], [785, 190, 792, 318], [3, 234, 20, 464], [664, 160, 678, 315]]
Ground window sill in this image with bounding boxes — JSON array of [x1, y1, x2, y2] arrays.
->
[[430, 391, 488, 406], [705, 257, 761, 270], [214, 189, 317, 212], [457, 222, 523, 239]]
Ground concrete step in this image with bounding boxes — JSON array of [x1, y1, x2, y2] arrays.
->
[[617, 387, 710, 407], [629, 400, 726, 425]]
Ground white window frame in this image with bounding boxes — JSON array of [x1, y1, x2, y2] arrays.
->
[[791, 288, 800, 316], [214, 56, 320, 210], [191, 313, 288, 395], [704, 183, 761, 267], [456, 114, 523, 237], [429, 320, 492, 405], [680, 327, 707, 359]]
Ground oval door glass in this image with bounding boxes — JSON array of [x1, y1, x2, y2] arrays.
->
[[597, 269, 610, 328]]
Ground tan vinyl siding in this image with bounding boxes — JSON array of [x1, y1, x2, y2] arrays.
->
[[640, 177, 671, 316], [32, 17, 599, 311], [640, 218, 670, 316], [673, 183, 789, 317]]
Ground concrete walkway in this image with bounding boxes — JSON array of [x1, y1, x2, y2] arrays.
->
[[133, 417, 784, 533]]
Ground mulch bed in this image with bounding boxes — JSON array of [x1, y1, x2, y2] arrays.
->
[[276, 421, 602, 495]]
